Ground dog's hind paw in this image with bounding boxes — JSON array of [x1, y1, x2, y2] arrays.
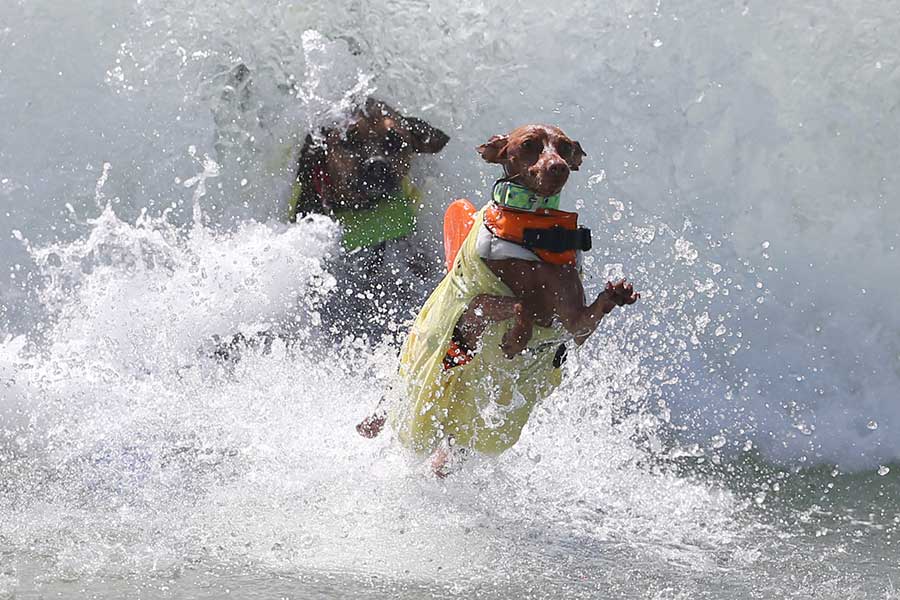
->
[[356, 413, 386, 438]]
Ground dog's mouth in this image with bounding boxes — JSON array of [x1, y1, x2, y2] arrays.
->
[[534, 182, 566, 197], [509, 174, 567, 198], [357, 157, 401, 199], [358, 177, 400, 198], [332, 177, 401, 211], [508, 172, 569, 196], [538, 167, 572, 197]]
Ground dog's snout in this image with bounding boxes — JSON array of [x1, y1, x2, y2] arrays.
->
[[547, 160, 569, 178], [359, 156, 398, 196], [364, 157, 389, 180]]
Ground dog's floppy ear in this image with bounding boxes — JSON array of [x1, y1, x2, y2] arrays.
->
[[477, 135, 509, 164], [568, 140, 587, 171], [364, 97, 388, 118], [403, 116, 450, 154]]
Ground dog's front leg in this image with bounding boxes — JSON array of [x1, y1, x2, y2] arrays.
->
[[456, 294, 524, 352], [500, 302, 534, 358]]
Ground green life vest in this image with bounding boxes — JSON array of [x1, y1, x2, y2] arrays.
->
[[288, 177, 421, 250]]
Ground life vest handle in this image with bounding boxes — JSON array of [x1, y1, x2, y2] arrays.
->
[[522, 226, 592, 253]]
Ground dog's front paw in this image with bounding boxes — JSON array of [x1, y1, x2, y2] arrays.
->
[[605, 279, 640, 307]]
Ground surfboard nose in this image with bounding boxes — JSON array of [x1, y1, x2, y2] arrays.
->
[[443, 198, 477, 272]]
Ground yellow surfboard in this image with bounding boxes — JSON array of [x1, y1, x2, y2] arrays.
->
[[392, 208, 566, 455]]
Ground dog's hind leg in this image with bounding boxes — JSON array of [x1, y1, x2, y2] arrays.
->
[[429, 437, 469, 478]]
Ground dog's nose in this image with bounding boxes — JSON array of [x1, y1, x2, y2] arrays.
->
[[360, 157, 398, 196], [363, 157, 389, 181], [548, 160, 569, 178]]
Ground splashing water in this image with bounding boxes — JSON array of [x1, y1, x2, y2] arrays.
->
[[0, 202, 752, 597], [2, 0, 899, 597]]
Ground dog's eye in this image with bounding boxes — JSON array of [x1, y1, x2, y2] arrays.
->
[[383, 130, 405, 154], [521, 138, 541, 153]]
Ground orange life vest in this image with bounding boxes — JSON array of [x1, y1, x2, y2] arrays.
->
[[482, 204, 591, 266]]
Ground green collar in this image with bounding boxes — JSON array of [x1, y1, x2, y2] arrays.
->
[[492, 180, 561, 211]]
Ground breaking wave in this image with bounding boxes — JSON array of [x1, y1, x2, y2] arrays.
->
[[2, 0, 899, 597]]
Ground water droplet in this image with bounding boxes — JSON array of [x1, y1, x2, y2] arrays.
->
[[587, 171, 606, 186], [710, 435, 726, 449], [878, 465, 890, 476], [608, 198, 624, 221], [633, 225, 656, 244], [754, 491, 766, 505], [695, 312, 711, 331], [652, 39, 663, 48], [867, 420, 878, 431], [793, 422, 814, 436], [761, 241, 770, 249], [674, 238, 698, 265], [603, 263, 625, 282]]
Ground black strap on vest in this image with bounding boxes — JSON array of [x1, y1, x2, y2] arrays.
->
[[552, 343, 568, 369], [522, 226, 592, 253]]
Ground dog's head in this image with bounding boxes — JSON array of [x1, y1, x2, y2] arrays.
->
[[477, 125, 586, 197], [300, 98, 449, 210]]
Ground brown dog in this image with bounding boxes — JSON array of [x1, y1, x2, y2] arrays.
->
[[357, 125, 638, 475], [458, 125, 639, 357], [290, 98, 449, 218]]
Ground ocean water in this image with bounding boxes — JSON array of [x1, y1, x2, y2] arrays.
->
[[1, 1, 898, 598]]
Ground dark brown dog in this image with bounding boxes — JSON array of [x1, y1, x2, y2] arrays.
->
[[213, 100, 448, 361], [290, 98, 449, 218]]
